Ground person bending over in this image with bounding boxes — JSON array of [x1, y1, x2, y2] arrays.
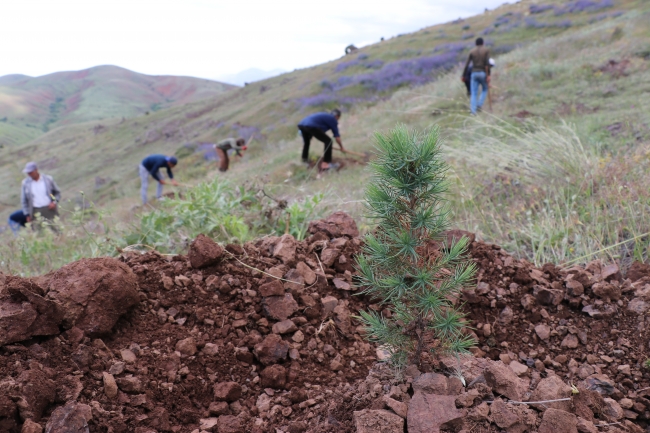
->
[[214, 138, 247, 172], [139, 155, 178, 204], [8, 209, 28, 235], [297, 109, 346, 171]]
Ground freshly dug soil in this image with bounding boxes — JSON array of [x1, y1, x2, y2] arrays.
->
[[1, 214, 649, 433]]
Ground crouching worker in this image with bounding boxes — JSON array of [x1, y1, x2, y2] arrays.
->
[[297, 109, 345, 171], [8, 210, 28, 235], [139, 154, 178, 205], [214, 138, 247, 172], [21, 161, 61, 230]]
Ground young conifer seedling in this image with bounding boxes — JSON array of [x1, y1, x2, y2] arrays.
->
[[356, 125, 476, 369]]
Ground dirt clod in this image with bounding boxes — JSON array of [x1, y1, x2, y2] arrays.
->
[[188, 234, 224, 269]]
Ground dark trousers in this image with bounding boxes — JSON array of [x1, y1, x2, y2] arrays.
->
[[32, 206, 59, 232], [298, 125, 333, 163]]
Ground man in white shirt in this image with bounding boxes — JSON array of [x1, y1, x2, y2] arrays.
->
[[20, 161, 61, 229]]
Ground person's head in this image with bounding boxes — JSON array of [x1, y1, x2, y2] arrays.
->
[[475, 37, 484, 46], [331, 108, 342, 120], [166, 156, 178, 168], [22, 162, 40, 180]]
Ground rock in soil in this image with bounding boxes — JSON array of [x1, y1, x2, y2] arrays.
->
[[538, 407, 578, 433], [188, 234, 224, 269], [353, 409, 404, 433], [44, 401, 92, 433]]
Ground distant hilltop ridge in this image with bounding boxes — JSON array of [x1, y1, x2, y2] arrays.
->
[[0, 65, 235, 147]]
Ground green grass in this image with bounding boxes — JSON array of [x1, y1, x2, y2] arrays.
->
[[2, 0, 650, 274], [0, 179, 326, 276]]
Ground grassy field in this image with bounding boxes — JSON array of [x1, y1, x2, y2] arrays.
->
[[2, 0, 650, 275]]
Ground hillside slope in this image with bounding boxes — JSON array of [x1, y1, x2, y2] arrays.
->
[[0, 65, 235, 147], [0, 0, 648, 258]]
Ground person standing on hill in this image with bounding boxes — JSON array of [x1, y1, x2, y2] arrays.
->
[[139, 154, 178, 205], [462, 37, 491, 115], [297, 109, 346, 171], [214, 138, 248, 172], [20, 161, 61, 229]]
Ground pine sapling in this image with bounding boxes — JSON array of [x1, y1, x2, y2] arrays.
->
[[356, 125, 476, 369]]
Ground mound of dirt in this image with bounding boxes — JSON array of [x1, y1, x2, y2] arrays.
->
[[0, 214, 649, 433]]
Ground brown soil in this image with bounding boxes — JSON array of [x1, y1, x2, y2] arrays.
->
[[1, 216, 649, 433]]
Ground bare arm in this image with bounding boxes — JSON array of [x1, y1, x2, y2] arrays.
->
[[335, 136, 345, 152]]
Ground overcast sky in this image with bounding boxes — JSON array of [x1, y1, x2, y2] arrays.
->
[[1, 0, 508, 82]]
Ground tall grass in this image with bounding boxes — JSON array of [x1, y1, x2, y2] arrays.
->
[[445, 116, 650, 266], [0, 202, 116, 276]]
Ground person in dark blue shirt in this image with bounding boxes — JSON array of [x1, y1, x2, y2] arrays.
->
[[298, 109, 346, 171], [8, 210, 27, 235], [139, 155, 179, 204]]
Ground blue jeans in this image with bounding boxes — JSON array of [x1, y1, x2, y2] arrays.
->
[[139, 164, 164, 204], [8, 218, 21, 235], [470, 71, 488, 114]]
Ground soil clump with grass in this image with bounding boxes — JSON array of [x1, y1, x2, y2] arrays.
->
[[1, 213, 649, 433]]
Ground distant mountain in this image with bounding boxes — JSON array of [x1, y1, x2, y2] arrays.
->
[[0, 74, 31, 86], [0, 65, 235, 146], [218, 68, 285, 86]]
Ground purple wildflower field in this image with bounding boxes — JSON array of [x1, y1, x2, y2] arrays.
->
[[529, 0, 614, 16], [334, 58, 385, 73], [433, 42, 470, 54], [555, 0, 614, 15], [525, 17, 572, 29], [494, 14, 513, 27], [230, 123, 260, 141], [300, 51, 461, 108], [364, 60, 385, 69], [530, 4, 555, 14], [588, 10, 623, 22], [335, 59, 361, 73], [498, 21, 521, 33], [197, 143, 218, 161]]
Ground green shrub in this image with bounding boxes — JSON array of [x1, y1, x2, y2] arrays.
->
[[124, 179, 324, 252], [355, 125, 476, 369]]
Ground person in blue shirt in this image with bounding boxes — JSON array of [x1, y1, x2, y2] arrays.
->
[[8, 210, 27, 235], [297, 109, 346, 171], [139, 155, 179, 204]]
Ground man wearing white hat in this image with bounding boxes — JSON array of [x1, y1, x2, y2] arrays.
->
[[20, 161, 61, 226]]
